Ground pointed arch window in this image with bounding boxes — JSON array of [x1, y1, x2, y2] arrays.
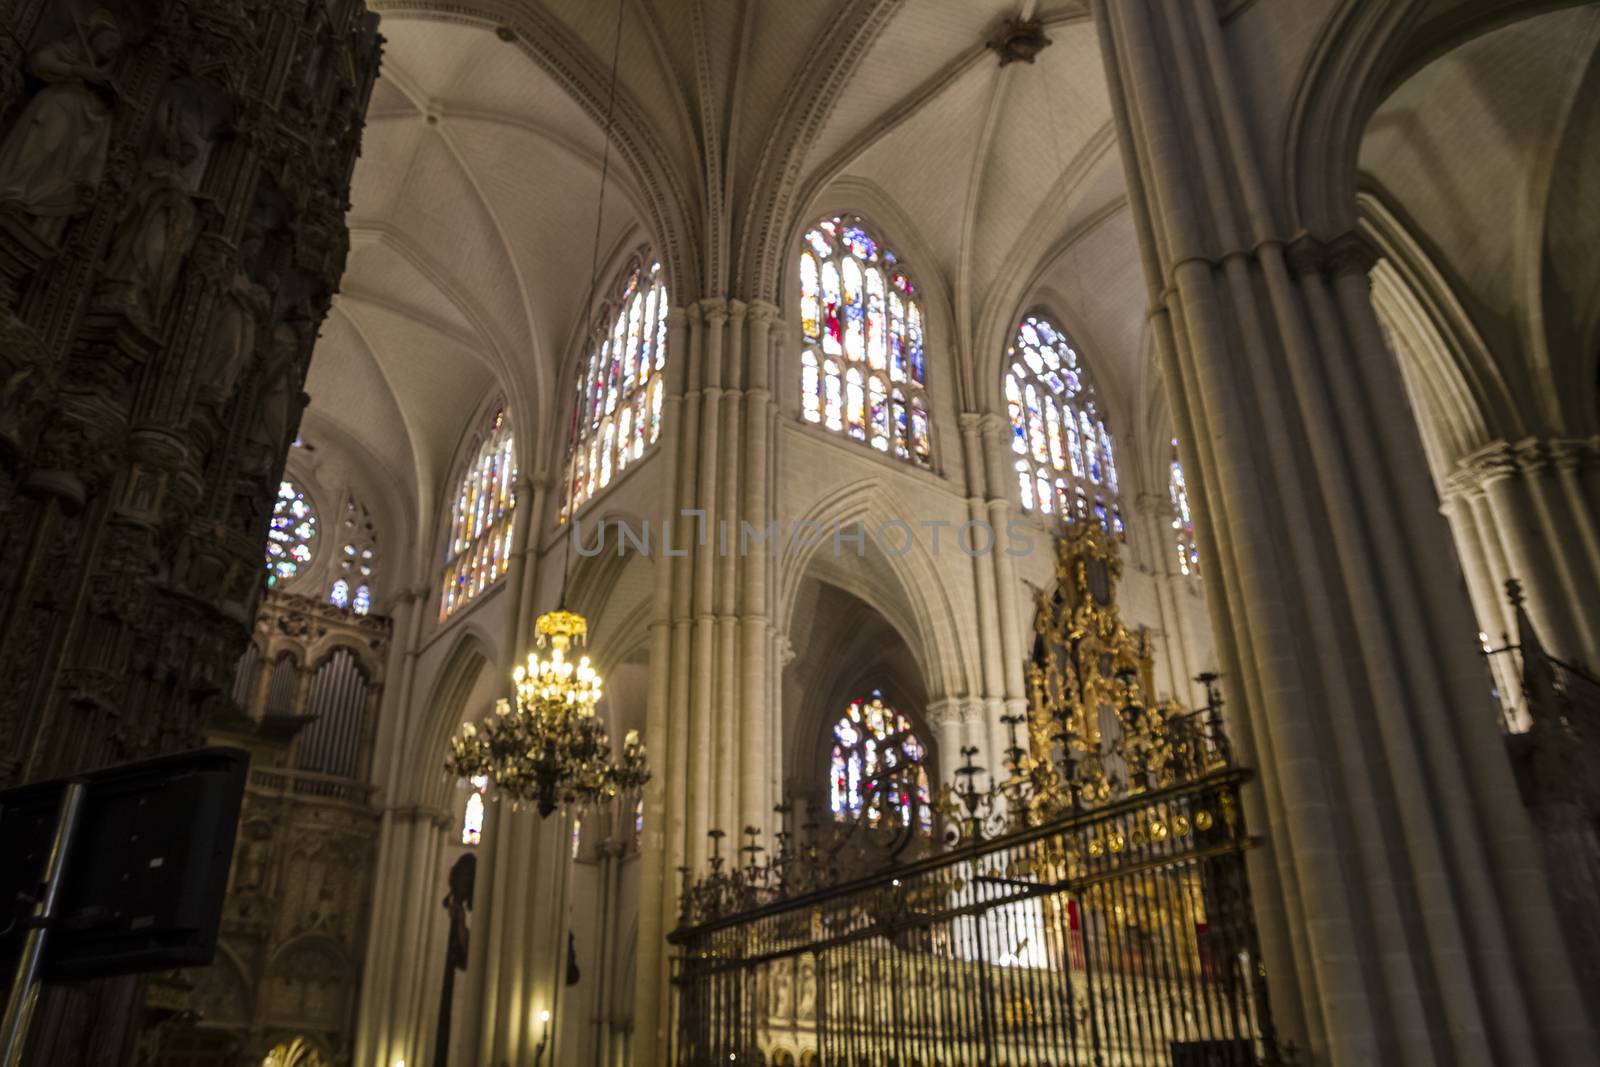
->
[[828, 691, 933, 835], [567, 258, 669, 514], [799, 215, 932, 467], [1005, 312, 1122, 537], [1170, 439, 1199, 577], [440, 409, 517, 622], [266, 480, 318, 587], [462, 774, 488, 846], [330, 492, 378, 614]]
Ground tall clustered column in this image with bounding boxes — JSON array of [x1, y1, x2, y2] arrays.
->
[[1093, 0, 1595, 1061]]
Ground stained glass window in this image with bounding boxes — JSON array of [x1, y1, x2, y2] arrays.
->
[[462, 774, 488, 846], [566, 259, 669, 514], [330, 493, 379, 614], [828, 691, 933, 835], [1005, 312, 1123, 537], [800, 215, 932, 467], [265, 480, 317, 586], [1170, 439, 1199, 577], [440, 409, 517, 622]]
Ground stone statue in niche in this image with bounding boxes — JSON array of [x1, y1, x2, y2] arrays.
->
[[198, 231, 270, 404], [98, 119, 202, 329], [770, 957, 793, 1018], [0, 10, 124, 241], [796, 954, 816, 1020], [241, 313, 307, 477]]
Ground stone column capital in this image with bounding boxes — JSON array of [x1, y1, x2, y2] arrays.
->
[[1542, 436, 1600, 472], [745, 300, 781, 326], [1455, 440, 1521, 488], [1134, 490, 1172, 518], [963, 411, 1009, 440], [697, 297, 729, 328], [1325, 233, 1378, 280], [665, 306, 691, 329], [925, 697, 965, 727], [1284, 235, 1327, 279]]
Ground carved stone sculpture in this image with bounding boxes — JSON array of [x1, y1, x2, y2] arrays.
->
[[200, 233, 270, 403], [770, 958, 793, 1018], [243, 323, 302, 476], [0, 0, 381, 1059], [0, 10, 123, 241], [797, 955, 816, 1020], [98, 131, 201, 328]]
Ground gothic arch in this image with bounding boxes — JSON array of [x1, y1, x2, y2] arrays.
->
[[1284, 0, 1594, 235], [797, 664, 936, 802], [406, 628, 497, 810], [971, 149, 1127, 412], [304, 637, 384, 683], [735, 0, 906, 303], [778, 478, 974, 704], [1357, 191, 1508, 474], [565, 510, 658, 669], [975, 198, 1134, 419], [793, 176, 959, 393]]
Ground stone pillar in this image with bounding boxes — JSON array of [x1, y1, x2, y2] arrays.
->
[[956, 412, 1007, 778], [352, 805, 451, 1067], [1136, 490, 1195, 703], [1093, 1, 1596, 1062], [976, 413, 1030, 773], [632, 297, 792, 1065], [0, 1, 379, 1060], [1445, 438, 1600, 678]]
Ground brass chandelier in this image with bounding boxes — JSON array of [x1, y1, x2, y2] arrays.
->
[[447, 0, 648, 821], [448, 609, 648, 817]]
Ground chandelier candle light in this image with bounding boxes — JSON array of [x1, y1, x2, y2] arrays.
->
[[448, 609, 649, 817]]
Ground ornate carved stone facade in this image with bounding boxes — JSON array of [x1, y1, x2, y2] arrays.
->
[[0, 0, 380, 1061], [147, 589, 393, 1065]]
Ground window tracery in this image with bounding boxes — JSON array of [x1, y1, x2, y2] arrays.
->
[[799, 215, 931, 466], [330, 493, 378, 614], [462, 774, 488, 846], [440, 409, 516, 622], [1005, 312, 1122, 537], [828, 691, 932, 835], [266, 480, 317, 587], [567, 258, 669, 514], [1170, 439, 1199, 577]]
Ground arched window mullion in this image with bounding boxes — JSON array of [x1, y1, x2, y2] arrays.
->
[[265, 480, 318, 586], [800, 215, 933, 467], [567, 258, 670, 515], [1005, 311, 1124, 538], [827, 690, 933, 836], [1170, 438, 1200, 577], [439, 409, 516, 622]]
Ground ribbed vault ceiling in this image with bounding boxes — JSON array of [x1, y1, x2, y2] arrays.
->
[[1361, 1, 1600, 437], [292, 0, 1600, 591], [306, 2, 1149, 539]]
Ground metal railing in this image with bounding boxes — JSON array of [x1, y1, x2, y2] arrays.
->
[[671, 770, 1287, 1067]]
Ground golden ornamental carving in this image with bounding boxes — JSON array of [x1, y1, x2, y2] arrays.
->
[[1022, 520, 1227, 819]]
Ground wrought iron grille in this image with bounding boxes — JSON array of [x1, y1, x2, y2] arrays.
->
[[671, 524, 1291, 1066], [670, 767, 1285, 1066]]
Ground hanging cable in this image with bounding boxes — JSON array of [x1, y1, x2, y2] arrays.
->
[[558, 0, 629, 610]]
